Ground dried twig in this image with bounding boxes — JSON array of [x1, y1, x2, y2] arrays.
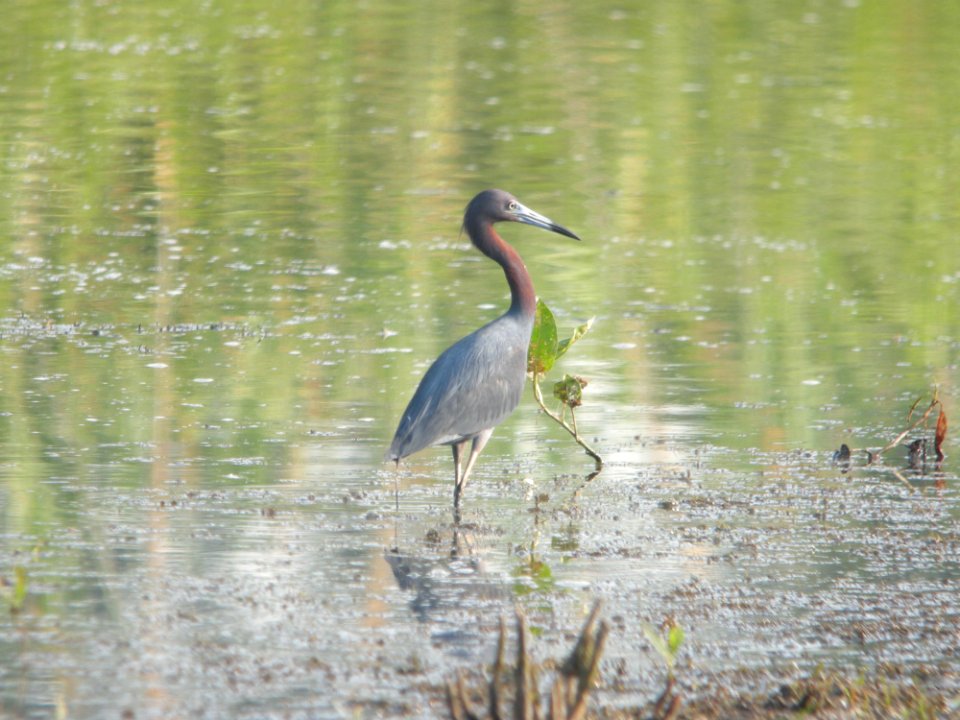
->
[[514, 609, 533, 720], [490, 616, 506, 720], [446, 602, 607, 720], [865, 395, 942, 466], [559, 601, 608, 720]]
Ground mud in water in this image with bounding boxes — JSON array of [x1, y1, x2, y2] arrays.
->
[[2, 402, 957, 718]]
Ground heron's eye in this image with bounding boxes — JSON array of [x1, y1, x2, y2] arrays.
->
[[507, 201, 518, 212]]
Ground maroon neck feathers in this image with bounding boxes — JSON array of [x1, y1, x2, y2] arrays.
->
[[465, 217, 537, 319]]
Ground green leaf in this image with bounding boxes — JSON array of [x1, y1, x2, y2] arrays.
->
[[642, 621, 684, 669], [553, 374, 584, 409], [667, 624, 685, 656], [527, 299, 558, 375], [642, 623, 673, 667], [556, 316, 595, 360]]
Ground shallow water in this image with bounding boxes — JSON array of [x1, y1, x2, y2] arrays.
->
[[2, 0, 960, 717]]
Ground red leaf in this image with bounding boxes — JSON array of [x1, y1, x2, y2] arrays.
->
[[935, 408, 948, 462]]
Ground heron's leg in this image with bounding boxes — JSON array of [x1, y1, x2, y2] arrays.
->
[[452, 441, 467, 506], [454, 428, 494, 506]]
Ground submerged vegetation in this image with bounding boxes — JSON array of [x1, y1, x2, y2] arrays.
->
[[0, 566, 27, 614]]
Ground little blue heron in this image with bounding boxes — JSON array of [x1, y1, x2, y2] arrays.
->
[[388, 189, 580, 508]]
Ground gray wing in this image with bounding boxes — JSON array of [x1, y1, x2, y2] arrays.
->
[[389, 319, 529, 461]]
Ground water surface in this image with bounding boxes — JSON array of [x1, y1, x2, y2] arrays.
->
[[1, 0, 959, 717]]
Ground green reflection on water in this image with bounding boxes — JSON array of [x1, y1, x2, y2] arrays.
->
[[0, 0, 957, 498], [0, 2, 959, 711]]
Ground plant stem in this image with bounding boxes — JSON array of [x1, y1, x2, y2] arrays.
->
[[532, 372, 603, 471], [866, 397, 941, 465]]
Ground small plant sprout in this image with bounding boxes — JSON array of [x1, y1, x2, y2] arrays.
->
[[643, 618, 685, 677], [643, 618, 685, 720]]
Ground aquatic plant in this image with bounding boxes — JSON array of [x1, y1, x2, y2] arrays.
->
[[527, 300, 602, 472], [643, 618, 685, 720]]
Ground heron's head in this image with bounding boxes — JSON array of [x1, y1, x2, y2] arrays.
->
[[465, 189, 580, 241]]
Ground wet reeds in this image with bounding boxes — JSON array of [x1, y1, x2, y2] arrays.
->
[[446, 602, 608, 720]]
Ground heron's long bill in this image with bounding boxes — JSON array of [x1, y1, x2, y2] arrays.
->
[[512, 202, 581, 241]]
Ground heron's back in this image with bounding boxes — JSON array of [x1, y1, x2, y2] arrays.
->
[[389, 313, 532, 461]]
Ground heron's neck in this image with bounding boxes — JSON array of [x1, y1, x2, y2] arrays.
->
[[468, 221, 536, 319]]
